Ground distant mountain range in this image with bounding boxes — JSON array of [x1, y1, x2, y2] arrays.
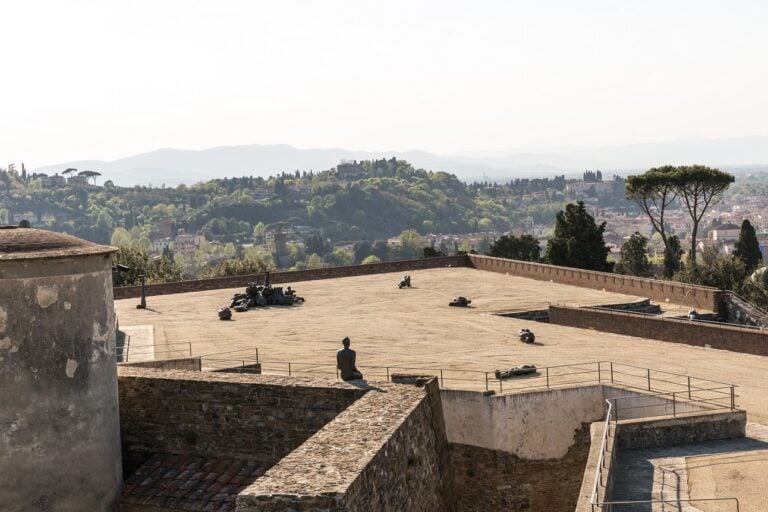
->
[[32, 136, 768, 187]]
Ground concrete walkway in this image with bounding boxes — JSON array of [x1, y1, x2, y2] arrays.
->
[[609, 423, 768, 511]]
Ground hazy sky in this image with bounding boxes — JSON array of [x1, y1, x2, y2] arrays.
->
[[2, 0, 767, 167]]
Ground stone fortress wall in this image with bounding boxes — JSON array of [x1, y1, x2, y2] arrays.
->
[[118, 368, 454, 512], [118, 368, 365, 477], [0, 251, 123, 512], [550, 305, 768, 357], [117, 366, 743, 512], [237, 376, 453, 512]]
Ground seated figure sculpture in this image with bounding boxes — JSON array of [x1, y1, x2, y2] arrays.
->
[[337, 337, 363, 381]]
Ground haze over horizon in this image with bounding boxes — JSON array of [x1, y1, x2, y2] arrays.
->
[[2, 0, 767, 167]]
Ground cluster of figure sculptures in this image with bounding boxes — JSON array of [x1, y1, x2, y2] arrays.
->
[[218, 272, 304, 320]]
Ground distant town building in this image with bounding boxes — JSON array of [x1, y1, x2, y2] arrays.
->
[[41, 174, 66, 188], [708, 222, 741, 242], [335, 160, 367, 180], [266, 224, 291, 268], [173, 232, 206, 255]]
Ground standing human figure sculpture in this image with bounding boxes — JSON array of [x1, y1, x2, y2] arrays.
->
[[337, 337, 363, 381]]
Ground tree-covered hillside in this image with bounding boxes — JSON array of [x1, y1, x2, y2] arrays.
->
[[0, 158, 565, 245]]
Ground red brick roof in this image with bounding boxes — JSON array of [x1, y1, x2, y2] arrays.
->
[[121, 454, 269, 511]]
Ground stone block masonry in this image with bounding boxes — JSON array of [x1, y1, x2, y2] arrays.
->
[[237, 378, 454, 512], [616, 410, 746, 450], [451, 423, 592, 512], [117, 368, 365, 477]]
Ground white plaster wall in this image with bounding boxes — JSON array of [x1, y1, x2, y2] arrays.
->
[[603, 385, 712, 420], [441, 385, 606, 459], [442, 384, 717, 460]]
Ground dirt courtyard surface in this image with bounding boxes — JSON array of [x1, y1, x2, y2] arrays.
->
[[687, 450, 768, 511], [116, 267, 768, 423]]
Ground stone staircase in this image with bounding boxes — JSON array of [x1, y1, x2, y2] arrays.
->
[[595, 298, 662, 315]]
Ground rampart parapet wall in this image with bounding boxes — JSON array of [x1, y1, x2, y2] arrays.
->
[[468, 254, 723, 312], [550, 305, 768, 356], [237, 378, 454, 512], [113, 255, 469, 299]]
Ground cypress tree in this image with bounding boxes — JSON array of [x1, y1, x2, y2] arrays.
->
[[734, 219, 762, 273]]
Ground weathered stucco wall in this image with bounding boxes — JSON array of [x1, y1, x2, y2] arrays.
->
[[0, 254, 122, 512], [602, 385, 712, 420], [443, 385, 724, 512], [117, 368, 365, 477], [441, 385, 605, 459], [237, 379, 454, 512], [441, 387, 605, 512]]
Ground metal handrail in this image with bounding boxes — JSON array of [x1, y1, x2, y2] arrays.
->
[[590, 399, 614, 505], [725, 289, 768, 317], [198, 347, 259, 362], [591, 391, 740, 510], [593, 497, 739, 510], [118, 341, 192, 362], [195, 358, 739, 405]]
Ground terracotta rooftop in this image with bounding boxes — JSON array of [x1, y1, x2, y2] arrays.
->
[[121, 453, 269, 511], [0, 226, 116, 260]]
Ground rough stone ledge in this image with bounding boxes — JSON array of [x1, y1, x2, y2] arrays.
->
[[117, 366, 369, 391], [236, 380, 429, 506]]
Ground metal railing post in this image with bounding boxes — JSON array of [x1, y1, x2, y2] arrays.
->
[[731, 386, 735, 410], [546, 367, 550, 388], [485, 372, 489, 391], [688, 376, 692, 399], [610, 362, 614, 383], [499, 377, 503, 393], [386, 367, 390, 381], [672, 392, 676, 417], [440, 369, 444, 387], [597, 361, 602, 383], [288, 362, 292, 376], [647, 368, 651, 391]]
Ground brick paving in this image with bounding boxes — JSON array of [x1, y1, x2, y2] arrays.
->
[[121, 454, 269, 511]]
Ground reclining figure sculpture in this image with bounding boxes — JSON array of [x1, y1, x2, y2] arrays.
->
[[448, 296, 471, 307]]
